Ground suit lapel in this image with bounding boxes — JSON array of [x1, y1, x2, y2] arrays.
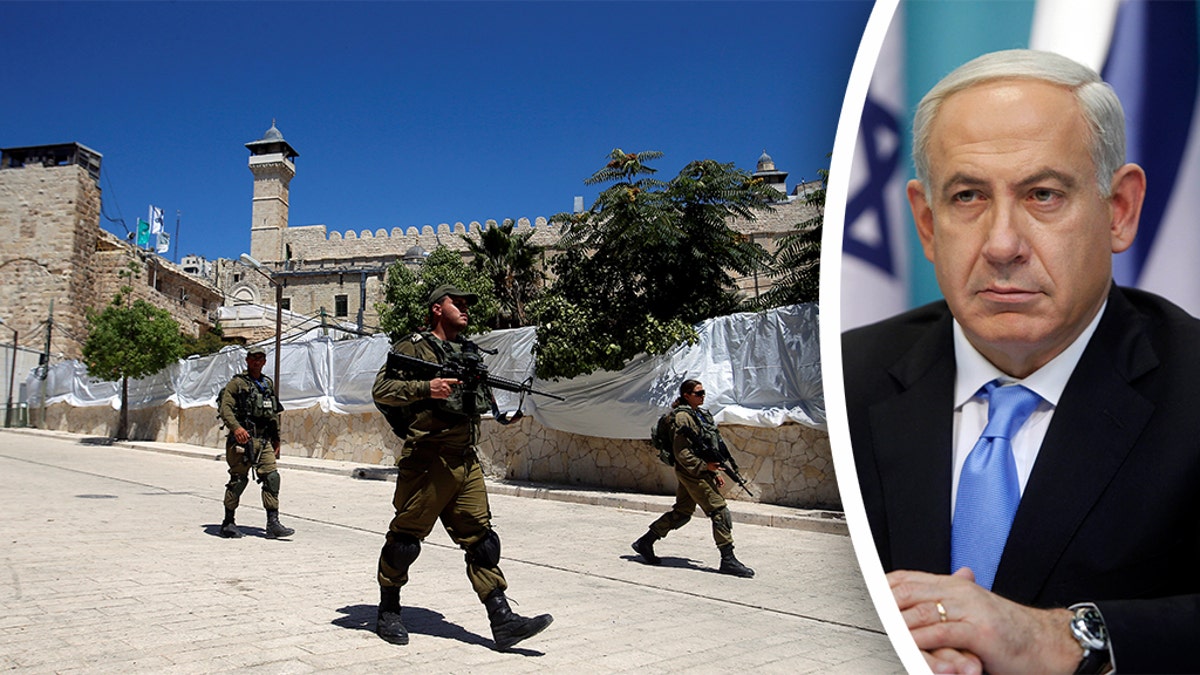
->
[[993, 288, 1158, 603], [870, 310, 957, 574]]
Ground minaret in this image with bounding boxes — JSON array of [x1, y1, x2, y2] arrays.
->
[[246, 121, 298, 264], [753, 150, 788, 196]]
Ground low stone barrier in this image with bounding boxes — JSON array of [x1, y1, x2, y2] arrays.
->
[[36, 400, 837, 510]]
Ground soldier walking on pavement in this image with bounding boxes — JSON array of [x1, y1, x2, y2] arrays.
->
[[217, 346, 294, 539], [632, 379, 754, 577], [372, 284, 553, 649]]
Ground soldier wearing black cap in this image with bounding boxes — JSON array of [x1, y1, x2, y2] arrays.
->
[[372, 284, 553, 650], [217, 345, 294, 539]]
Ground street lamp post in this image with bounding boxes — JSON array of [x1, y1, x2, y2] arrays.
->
[[0, 318, 16, 428], [239, 254, 283, 395]]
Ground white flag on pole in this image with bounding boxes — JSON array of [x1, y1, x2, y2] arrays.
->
[[149, 205, 164, 235]]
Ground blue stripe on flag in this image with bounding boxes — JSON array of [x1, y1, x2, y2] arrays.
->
[[1105, 0, 1199, 286]]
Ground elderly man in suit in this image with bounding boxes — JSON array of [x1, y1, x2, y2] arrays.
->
[[844, 49, 1200, 674]]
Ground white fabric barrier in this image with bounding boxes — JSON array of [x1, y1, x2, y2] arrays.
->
[[28, 304, 823, 439]]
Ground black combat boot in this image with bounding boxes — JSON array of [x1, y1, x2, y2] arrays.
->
[[484, 590, 553, 650], [265, 509, 295, 539], [376, 586, 409, 645], [718, 543, 755, 578], [631, 530, 661, 565], [220, 509, 243, 538]]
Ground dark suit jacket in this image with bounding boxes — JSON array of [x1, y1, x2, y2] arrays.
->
[[843, 285, 1200, 673]]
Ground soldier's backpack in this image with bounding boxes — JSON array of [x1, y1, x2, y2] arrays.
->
[[650, 410, 677, 466]]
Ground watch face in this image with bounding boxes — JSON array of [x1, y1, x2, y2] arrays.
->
[[1073, 607, 1109, 649]]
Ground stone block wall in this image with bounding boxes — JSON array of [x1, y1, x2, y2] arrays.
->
[[37, 400, 838, 510], [0, 163, 101, 360], [281, 217, 562, 265]]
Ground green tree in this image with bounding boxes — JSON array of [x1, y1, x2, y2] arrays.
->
[[375, 245, 498, 339], [82, 262, 185, 440], [758, 166, 826, 307], [461, 219, 545, 329], [531, 149, 778, 379], [180, 321, 237, 358]]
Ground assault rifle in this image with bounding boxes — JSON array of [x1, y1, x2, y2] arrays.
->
[[679, 426, 754, 497], [384, 340, 563, 422]]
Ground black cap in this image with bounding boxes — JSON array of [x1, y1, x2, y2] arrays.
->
[[427, 284, 479, 306]]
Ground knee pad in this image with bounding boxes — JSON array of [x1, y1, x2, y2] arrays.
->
[[225, 474, 249, 495], [710, 506, 733, 533], [261, 470, 281, 497], [465, 529, 501, 568], [382, 533, 422, 573]]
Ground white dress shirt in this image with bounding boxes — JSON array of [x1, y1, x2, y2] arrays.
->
[[950, 302, 1107, 518]]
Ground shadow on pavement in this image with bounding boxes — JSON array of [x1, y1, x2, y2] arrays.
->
[[620, 553, 710, 573], [78, 437, 115, 446], [332, 604, 545, 655], [200, 524, 291, 540]]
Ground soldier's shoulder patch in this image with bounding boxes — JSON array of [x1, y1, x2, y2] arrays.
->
[[410, 333, 424, 344]]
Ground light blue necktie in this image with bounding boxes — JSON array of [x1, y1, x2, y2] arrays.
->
[[950, 380, 1041, 590]]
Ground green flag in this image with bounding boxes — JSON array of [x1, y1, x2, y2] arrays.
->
[[136, 218, 150, 248]]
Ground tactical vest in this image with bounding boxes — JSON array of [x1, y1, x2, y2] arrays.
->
[[234, 374, 281, 432], [377, 333, 490, 441], [677, 407, 723, 459], [429, 336, 493, 420]]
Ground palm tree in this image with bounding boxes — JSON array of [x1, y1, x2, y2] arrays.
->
[[462, 220, 545, 329]]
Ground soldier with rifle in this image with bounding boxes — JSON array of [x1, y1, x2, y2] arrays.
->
[[217, 346, 294, 539], [632, 379, 755, 577], [372, 284, 554, 650]]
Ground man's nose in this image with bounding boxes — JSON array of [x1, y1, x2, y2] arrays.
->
[[981, 201, 1029, 264]]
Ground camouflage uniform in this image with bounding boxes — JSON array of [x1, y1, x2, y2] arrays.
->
[[372, 323, 552, 649], [373, 331, 505, 600], [633, 405, 754, 577], [217, 367, 292, 538]]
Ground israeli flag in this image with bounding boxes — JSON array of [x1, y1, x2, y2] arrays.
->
[[149, 205, 165, 235], [841, 0, 1200, 325]]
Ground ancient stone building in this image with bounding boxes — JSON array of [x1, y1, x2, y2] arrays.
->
[[218, 125, 821, 335], [0, 143, 223, 363]]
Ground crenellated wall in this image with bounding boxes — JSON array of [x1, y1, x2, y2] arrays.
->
[[36, 400, 838, 510], [282, 216, 562, 264]]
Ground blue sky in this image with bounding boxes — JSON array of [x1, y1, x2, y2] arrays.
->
[[2, 1, 872, 264]]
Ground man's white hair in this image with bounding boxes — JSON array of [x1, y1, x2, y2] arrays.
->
[[912, 49, 1126, 197]]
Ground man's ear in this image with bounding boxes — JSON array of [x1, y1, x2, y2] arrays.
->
[[908, 179, 937, 262], [1108, 163, 1145, 254]]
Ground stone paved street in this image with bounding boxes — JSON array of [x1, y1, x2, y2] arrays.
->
[[0, 430, 900, 674]]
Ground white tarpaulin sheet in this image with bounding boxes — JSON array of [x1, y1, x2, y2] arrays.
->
[[28, 304, 822, 439]]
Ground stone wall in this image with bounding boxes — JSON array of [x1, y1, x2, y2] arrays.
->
[[0, 163, 101, 360], [36, 399, 838, 510], [92, 231, 223, 338]]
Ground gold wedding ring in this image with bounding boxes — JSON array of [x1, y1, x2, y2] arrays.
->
[[936, 601, 948, 623]]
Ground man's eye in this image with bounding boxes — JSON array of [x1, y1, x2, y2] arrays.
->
[[952, 190, 980, 203], [1030, 189, 1058, 202]]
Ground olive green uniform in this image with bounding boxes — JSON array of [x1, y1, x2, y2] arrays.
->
[[648, 406, 734, 547], [373, 332, 506, 602], [218, 372, 283, 511]]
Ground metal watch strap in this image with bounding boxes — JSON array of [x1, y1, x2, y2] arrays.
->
[[1069, 604, 1111, 675]]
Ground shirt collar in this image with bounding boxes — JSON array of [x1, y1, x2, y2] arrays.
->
[[952, 300, 1107, 409]]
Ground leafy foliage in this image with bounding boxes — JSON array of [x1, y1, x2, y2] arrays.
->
[[82, 262, 184, 439], [461, 219, 545, 329], [757, 166, 826, 307], [180, 322, 237, 358], [531, 149, 777, 379], [375, 246, 498, 338]]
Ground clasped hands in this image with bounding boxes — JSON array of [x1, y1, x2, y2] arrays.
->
[[888, 568, 1082, 675]]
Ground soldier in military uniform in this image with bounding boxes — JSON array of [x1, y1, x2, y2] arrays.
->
[[632, 379, 754, 577], [372, 284, 553, 649], [217, 346, 294, 539]]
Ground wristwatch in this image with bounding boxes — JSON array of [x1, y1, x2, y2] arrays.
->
[[1068, 603, 1111, 674]]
